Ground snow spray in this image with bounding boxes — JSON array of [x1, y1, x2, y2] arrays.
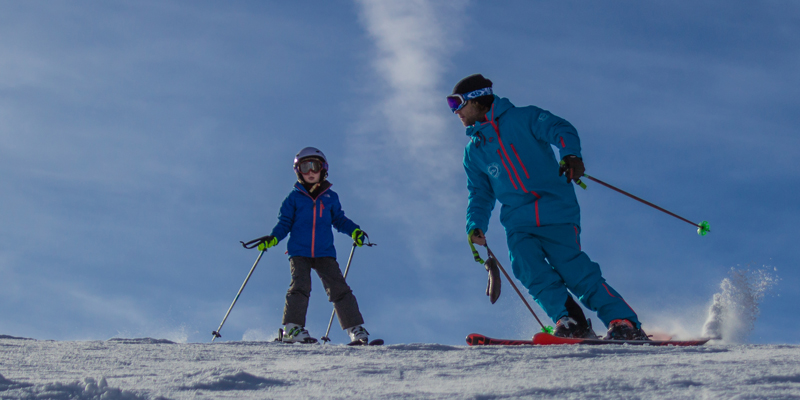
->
[[702, 266, 779, 343]]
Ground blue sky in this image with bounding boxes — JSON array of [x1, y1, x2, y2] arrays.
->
[[1, 1, 798, 345]]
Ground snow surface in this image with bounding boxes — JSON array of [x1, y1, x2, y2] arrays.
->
[[1, 263, 789, 399], [2, 336, 800, 399]]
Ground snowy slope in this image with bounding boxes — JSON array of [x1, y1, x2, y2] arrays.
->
[[1, 266, 789, 399], [2, 335, 800, 399]]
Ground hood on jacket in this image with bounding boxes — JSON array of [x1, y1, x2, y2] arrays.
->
[[466, 95, 514, 137]]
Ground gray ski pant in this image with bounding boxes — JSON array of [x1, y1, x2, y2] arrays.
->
[[282, 256, 364, 330]]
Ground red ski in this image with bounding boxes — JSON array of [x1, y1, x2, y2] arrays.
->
[[466, 332, 710, 347]]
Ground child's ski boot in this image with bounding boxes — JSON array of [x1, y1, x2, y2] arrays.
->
[[279, 323, 318, 344], [346, 325, 370, 345]]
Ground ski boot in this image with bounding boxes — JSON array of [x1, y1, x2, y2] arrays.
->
[[279, 323, 318, 344], [346, 325, 369, 345], [604, 319, 649, 341], [553, 316, 598, 339]]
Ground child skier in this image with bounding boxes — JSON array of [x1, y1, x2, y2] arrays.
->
[[258, 147, 371, 344]]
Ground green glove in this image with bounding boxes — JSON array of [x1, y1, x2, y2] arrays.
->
[[256, 236, 278, 251], [352, 229, 367, 247]]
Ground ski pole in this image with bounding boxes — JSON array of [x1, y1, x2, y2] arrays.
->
[[211, 248, 266, 342], [577, 173, 711, 236], [320, 237, 377, 344], [481, 245, 547, 331]]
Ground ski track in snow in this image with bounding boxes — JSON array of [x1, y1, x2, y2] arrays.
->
[[2, 336, 800, 399]]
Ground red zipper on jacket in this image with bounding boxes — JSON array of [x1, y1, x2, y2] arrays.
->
[[301, 186, 330, 258], [510, 143, 530, 179], [497, 150, 518, 190], [311, 203, 317, 257], [484, 106, 538, 197], [482, 105, 542, 225], [491, 121, 530, 194]]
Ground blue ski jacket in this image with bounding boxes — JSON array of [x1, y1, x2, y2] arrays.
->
[[270, 182, 360, 259], [463, 95, 583, 235]]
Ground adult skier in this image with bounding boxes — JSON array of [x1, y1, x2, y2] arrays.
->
[[449, 74, 647, 340], [258, 147, 372, 344]]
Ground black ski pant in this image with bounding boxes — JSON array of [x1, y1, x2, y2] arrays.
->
[[282, 256, 364, 330]]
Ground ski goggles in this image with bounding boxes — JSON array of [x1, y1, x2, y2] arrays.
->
[[295, 159, 326, 174], [446, 87, 493, 112]]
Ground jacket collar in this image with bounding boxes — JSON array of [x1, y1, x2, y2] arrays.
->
[[465, 95, 514, 137], [294, 180, 332, 199]]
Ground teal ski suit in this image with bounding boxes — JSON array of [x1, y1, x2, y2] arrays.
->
[[463, 95, 640, 328]]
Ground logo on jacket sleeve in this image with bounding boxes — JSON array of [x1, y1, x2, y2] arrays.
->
[[487, 163, 500, 179]]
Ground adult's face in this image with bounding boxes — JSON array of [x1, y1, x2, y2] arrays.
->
[[455, 100, 487, 127]]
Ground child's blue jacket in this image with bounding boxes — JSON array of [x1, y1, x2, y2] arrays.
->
[[463, 95, 583, 236], [270, 182, 359, 259]]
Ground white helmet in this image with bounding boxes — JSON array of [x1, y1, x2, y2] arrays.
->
[[293, 147, 328, 182]]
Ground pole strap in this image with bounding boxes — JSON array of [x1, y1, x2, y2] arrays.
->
[[469, 239, 484, 264], [240, 235, 272, 249]]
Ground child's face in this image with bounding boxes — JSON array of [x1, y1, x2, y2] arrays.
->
[[302, 170, 321, 184]]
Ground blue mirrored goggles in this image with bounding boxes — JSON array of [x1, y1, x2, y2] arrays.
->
[[446, 87, 493, 112]]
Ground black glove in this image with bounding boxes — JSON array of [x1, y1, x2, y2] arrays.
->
[[484, 256, 501, 304], [559, 155, 585, 184]]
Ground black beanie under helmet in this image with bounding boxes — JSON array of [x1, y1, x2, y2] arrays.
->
[[452, 74, 493, 95]]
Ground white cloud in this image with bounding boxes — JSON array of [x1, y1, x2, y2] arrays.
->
[[353, 0, 469, 265]]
